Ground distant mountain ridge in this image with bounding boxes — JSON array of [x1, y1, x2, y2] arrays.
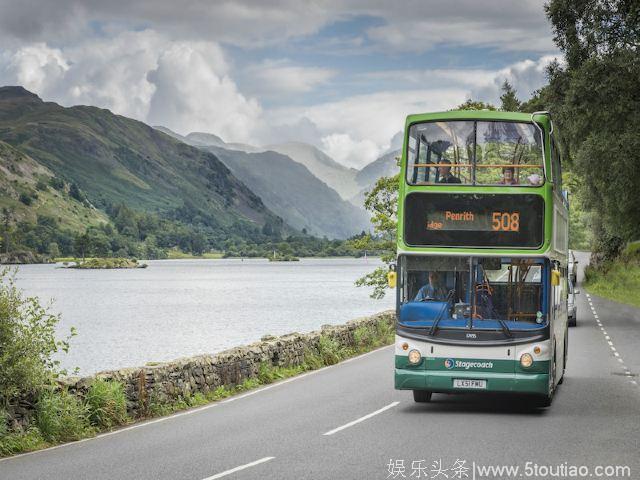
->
[[263, 142, 361, 201], [0, 86, 285, 240], [157, 127, 370, 238]]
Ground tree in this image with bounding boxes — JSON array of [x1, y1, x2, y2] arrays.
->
[[544, 0, 640, 251], [455, 99, 496, 111], [499, 80, 521, 112], [74, 233, 90, 260], [48, 242, 61, 258], [353, 175, 399, 299], [69, 183, 85, 203]]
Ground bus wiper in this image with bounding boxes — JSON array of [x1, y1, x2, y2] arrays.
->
[[428, 290, 455, 336], [497, 318, 513, 338]]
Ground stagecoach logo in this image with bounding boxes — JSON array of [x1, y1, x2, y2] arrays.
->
[[444, 358, 494, 370]]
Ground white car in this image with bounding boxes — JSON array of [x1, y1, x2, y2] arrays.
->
[[568, 279, 579, 327], [568, 250, 578, 284]]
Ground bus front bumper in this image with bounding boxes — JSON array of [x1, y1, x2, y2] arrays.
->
[[395, 368, 549, 395]]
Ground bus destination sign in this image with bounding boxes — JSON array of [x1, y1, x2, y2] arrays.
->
[[404, 193, 544, 248]]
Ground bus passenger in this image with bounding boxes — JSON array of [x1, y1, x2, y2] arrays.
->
[[414, 272, 448, 301], [437, 163, 462, 184], [527, 173, 543, 185], [499, 167, 518, 185]]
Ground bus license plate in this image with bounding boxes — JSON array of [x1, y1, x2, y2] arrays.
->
[[453, 379, 486, 389]]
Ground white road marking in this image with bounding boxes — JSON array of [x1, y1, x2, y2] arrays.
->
[[323, 401, 400, 436], [586, 297, 638, 392], [203, 457, 275, 480]]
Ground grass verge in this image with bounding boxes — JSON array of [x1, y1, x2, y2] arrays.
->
[[584, 261, 640, 307], [1, 318, 394, 457], [584, 243, 640, 308]]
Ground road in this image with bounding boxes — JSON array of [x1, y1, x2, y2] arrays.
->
[[2, 251, 639, 480]]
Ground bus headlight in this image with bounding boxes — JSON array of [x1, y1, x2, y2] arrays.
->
[[408, 349, 422, 364], [520, 353, 533, 368]]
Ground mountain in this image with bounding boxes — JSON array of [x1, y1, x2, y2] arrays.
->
[[0, 87, 282, 239], [263, 142, 360, 200], [349, 149, 401, 207], [355, 149, 401, 187], [203, 146, 370, 238], [155, 127, 370, 238]]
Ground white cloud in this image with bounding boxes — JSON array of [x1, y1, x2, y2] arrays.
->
[[246, 59, 335, 95], [2, 44, 69, 95], [0, 1, 555, 54], [363, 0, 555, 53], [472, 55, 560, 104], [147, 42, 261, 142], [321, 134, 380, 169], [0, 30, 261, 143]]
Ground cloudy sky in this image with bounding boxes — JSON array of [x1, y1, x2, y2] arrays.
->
[[0, 0, 559, 168]]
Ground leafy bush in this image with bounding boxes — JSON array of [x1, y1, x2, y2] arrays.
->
[[36, 390, 93, 442], [85, 380, 128, 429], [18, 193, 33, 205], [0, 269, 75, 407]]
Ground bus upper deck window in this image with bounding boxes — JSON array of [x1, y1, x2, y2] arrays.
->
[[406, 120, 545, 187], [406, 121, 473, 185], [475, 122, 544, 186]]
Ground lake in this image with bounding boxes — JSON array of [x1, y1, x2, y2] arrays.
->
[[12, 258, 394, 375]]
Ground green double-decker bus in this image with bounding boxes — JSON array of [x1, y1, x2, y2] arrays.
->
[[393, 110, 569, 407]]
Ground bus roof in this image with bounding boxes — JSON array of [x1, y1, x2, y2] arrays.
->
[[405, 110, 551, 129]]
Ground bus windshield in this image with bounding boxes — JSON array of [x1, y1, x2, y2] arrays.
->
[[398, 255, 547, 332], [406, 121, 544, 186]]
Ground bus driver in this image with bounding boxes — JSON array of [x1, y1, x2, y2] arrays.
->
[[414, 272, 448, 301]]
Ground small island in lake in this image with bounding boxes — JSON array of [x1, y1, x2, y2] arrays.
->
[[63, 258, 148, 269]]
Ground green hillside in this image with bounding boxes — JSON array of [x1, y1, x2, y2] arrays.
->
[[0, 140, 108, 232], [0, 87, 278, 232], [0, 87, 365, 260], [0, 87, 300, 259]]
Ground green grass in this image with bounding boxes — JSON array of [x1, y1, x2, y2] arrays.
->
[[584, 257, 640, 308], [1, 318, 394, 457], [35, 389, 95, 443], [85, 379, 128, 429]]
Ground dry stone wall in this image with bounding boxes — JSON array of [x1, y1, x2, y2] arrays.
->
[[58, 310, 395, 417]]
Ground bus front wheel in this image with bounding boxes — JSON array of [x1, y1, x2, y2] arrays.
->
[[413, 390, 432, 403]]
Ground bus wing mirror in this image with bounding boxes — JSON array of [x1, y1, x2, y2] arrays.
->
[[387, 264, 397, 288], [551, 270, 560, 286], [395, 155, 401, 166]]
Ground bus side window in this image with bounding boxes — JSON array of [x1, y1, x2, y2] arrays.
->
[[551, 136, 562, 190]]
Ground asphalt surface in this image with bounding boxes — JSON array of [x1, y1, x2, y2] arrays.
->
[[2, 250, 639, 480]]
